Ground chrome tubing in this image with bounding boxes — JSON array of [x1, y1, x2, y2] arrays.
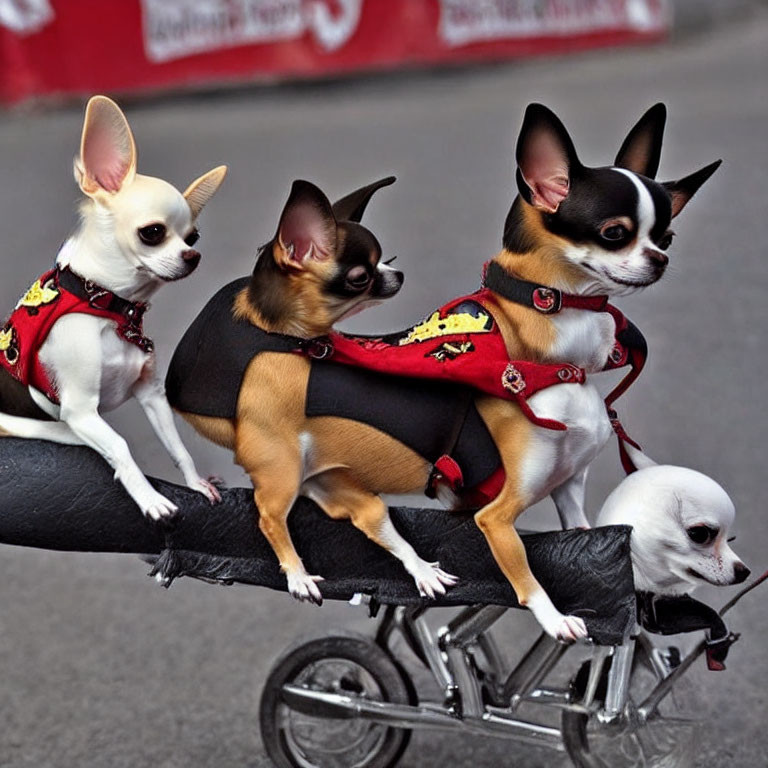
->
[[280, 684, 564, 750], [502, 632, 569, 707], [442, 604, 508, 649], [409, 611, 458, 703], [600, 638, 635, 721], [444, 643, 485, 718]]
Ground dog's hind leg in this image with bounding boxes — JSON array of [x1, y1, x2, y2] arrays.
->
[[306, 470, 458, 599], [0, 413, 84, 445]]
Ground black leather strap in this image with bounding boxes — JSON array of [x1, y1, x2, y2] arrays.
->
[[484, 261, 556, 309], [56, 266, 146, 321], [484, 260, 609, 313]]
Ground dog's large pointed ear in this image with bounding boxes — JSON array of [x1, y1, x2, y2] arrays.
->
[[516, 104, 580, 214], [614, 103, 666, 179], [184, 166, 227, 219], [331, 176, 396, 223], [74, 95, 137, 197], [663, 160, 722, 218], [276, 180, 337, 270]]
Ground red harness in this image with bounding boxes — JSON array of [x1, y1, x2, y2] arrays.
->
[[325, 264, 647, 491], [331, 291, 586, 431], [0, 267, 153, 405]]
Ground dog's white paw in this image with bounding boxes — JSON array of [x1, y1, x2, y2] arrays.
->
[[286, 571, 324, 605], [140, 490, 178, 522], [526, 591, 590, 644], [555, 615, 589, 643], [188, 476, 222, 504], [411, 560, 459, 599]]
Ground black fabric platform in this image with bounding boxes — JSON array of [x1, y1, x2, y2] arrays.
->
[[0, 438, 636, 645]]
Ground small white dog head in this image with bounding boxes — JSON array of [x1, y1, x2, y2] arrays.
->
[[597, 456, 749, 595], [70, 95, 226, 293]]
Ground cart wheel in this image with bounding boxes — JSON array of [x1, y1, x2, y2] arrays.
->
[[260, 633, 413, 768], [562, 636, 702, 768]]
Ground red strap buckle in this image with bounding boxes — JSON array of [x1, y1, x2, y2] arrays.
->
[[427, 455, 464, 497]]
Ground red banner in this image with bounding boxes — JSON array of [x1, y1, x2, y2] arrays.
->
[[0, 1, 669, 105]]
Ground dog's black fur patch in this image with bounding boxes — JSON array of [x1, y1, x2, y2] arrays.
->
[[504, 167, 673, 254], [0, 367, 53, 420]]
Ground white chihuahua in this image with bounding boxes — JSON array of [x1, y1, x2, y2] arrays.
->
[[597, 446, 749, 594], [0, 95, 226, 521]]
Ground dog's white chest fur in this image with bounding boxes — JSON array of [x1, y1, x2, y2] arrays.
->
[[36, 314, 148, 414], [97, 324, 149, 410], [521, 381, 612, 503], [549, 310, 615, 372]]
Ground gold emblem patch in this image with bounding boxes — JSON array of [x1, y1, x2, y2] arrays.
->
[[17, 277, 59, 313], [0, 324, 19, 365], [428, 341, 475, 362], [399, 310, 491, 345]]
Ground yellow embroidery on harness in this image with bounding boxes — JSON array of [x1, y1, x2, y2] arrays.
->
[[16, 278, 59, 310], [399, 310, 491, 345], [0, 326, 13, 352]]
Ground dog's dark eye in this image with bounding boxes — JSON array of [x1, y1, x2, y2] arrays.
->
[[345, 266, 371, 291], [687, 525, 719, 545], [600, 224, 630, 242], [184, 228, 200, 247], [138, 224, 167, 246], [658, 231, 675, 250]]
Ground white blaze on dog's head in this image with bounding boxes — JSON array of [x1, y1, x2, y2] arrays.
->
[[66, 95, 226, 298], [506, 103, 721, 297], [596, 460, 749, 595]]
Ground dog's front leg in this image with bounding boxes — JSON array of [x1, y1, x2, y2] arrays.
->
[[474, 493, 588, 643], [551, 467, 590, 529], [37, 321, 178, 521], [475, 398, 589, 642], [132, 373, 221, 504], [61, 401, 178, 521], [238, 430, 324, 604]]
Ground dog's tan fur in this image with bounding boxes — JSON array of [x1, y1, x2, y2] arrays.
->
[[180, 225, 566, 611]]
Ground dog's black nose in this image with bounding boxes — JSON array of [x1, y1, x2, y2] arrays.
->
[[645, 248, 669, 268], [733, 562, 751, 583], [182, 249, 201, 271]]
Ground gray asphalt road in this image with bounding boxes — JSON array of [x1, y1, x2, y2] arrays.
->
[[0, 9, 766, 768]]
